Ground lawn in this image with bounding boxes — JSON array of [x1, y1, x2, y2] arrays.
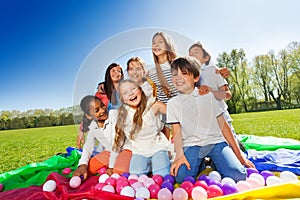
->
[[0, 109, 299, 174]]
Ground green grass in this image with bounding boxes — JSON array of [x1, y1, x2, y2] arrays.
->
[[231, 108, 300, 140], [0, 109, 299, 174], [0, 125, 78, 174]]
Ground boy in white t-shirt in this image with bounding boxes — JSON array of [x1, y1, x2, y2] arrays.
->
[[167, 56, 255, 183]]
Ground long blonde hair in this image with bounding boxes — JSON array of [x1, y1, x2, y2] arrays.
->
[[152, 32, 176, 98], [113, 79, 148, 151]]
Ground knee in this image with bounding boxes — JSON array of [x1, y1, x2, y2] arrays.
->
[[226, 167, 247, 182]]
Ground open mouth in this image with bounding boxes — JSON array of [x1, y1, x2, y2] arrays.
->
[[129, 96, 138, 102]]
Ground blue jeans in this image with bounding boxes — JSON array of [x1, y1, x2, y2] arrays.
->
[[130, 150, 170, 177], [175, 142, 246, 183]]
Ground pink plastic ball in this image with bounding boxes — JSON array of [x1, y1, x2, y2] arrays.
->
[[173, 188, 188, 200], [62, 167, 72, 175], [143, 178, 155, 188], [246, 177, 262, 189], [138, 174, 148, 183], [157, 188, 173, 200], [116, 176, 129, 185], [128, 174, 139, 180], [148, 183, 160, 199], [0, 183, 3, 192], [180, 181, 194, 197], [116, 180, 129, 194], [98, 166, 107, 175], [128, 178, 138, 186], [105, 177, 116, 187], [132, 181, 144, 191], [236, 180, 252, 192], [69, 176, 81, 188], [152, 174, 163, 185], [191, 186, 207, 200], [94, 183, 106, 190], [194, 180, 208, 190], [207, 185, 223, 198], [102, 185, 115, 193]]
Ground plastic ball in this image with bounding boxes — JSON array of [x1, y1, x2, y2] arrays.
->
[[120, 186, 135, 197], [209, 171, 222, 182], [116, 176, 128, 185], [249, 173, 265, 186], [137, 174, 148, 183], [163, 174, 175, 184], [105, 177, 116, 187], [266, 176, 284, 186], [246, 168, 259, 177], [128, 178, 138, 186], [69, 176, 81, 188], [183, 176, 196, 184], [236, 180, 252, 192], [94, 183, 105, 190], [246, 177, 262, 189], [221, 177, 236, 186], [157, 188, 173, 200], [191, 186, 207, 200], [152, 174, 164, 185], [143, 177, 155, 188], [198, 174, 210, 182], [280, 171, 298, 182], [128, 174, 139, 180], [194, 180, 208, 190], [161, 181, 174, 192], [121, 172, 130, 179], [131, 181, 144, 191], [111, 173, 120, 179], [116, 180, 129, 194], [180, 181, 194, 197], [135, 187, 150, 199], [207, 185, 223, 198], [148, 183, 160, 199], [221, 182, 238, 195], [260, 170, 274, 181], [207, 179, 222, 188], [62, 167, 72, 175], [0, 183, 3, 192], [98, 174, 109, 183], [43, 180, 56, 192], [98, 166, 107, 175], [173, 188, 188, 200], [102, 185, 115, 193]]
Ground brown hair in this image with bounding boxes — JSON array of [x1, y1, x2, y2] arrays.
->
[[189, 41, 211, 66]]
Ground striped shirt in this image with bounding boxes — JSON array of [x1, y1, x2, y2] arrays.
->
[[147, 62, 178, 104]]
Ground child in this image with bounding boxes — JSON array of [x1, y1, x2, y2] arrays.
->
[[127, 56, 156, 97], [167, 56, 255, 183], [73, 95, 131, 180], [76, 115, 92, 149], [109, 79, 171, 177], [189, 42, 246, 152], [147, 32, 178, 139], [95, 82, 109, 107], [104, 63, 124, 110]]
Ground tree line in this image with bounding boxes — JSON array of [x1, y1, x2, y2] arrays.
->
[[1, 42, 299, 130]]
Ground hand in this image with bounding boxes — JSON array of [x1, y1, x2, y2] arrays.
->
[[216, 67, 230, 78], [73, 164, 88, 181], [241, 158, 256, 169], [76, 133, 85, 149], [198, 85, 209, 95], [170, 155, 190, 177], [106, 168, 113, 176]]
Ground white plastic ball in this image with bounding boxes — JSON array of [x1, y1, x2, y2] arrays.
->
[[221, 177, 236, 186], [43, 180, 57, 192], [249, 173, 265, 186], [135, 187, 150, 199], [208, 171, 222, 182], [120, 186, 135, 197], [280, 171, 298, 182], [98, 174, 110, 183], [69, 176, 81, 188], [266, 176, 284, 186]]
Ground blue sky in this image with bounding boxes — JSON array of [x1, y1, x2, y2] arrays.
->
[[1, 0, 299, 111]]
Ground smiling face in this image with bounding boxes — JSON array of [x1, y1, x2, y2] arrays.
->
[[127, 61, 145, 85], [88, 99, 108, 122], [119, 81, 142, 109], [172, 68, 199, 94], [152, 34, 168, 57], [110, 66, 123, 83]]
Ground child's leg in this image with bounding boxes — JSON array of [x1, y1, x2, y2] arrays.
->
[[88, 150, 110, 174], [113, 149, 132, 174], [130, 154, 151, 176], [208, 142, 247, 182], [175, 146, 204, 183], [151, 150, 170, 177]]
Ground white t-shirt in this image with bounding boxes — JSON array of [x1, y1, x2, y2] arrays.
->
[[141, 80, 153, 98], [200, 64, 232, 122], [78, 111, 117, 166], [167, 88, 225, 147]]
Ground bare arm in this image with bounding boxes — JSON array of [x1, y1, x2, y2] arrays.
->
[[217, 114, 255, 168], [210, 85, 232, 100], [152, 101, 166, 115], [170, 123, 190, 176], [216, 67, 230, 79]]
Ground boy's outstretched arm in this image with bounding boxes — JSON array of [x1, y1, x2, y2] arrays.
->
[[170, 123, 191, 176]]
